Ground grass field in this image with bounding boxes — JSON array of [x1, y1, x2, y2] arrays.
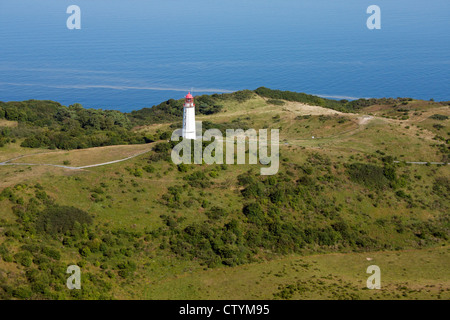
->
[[144, 246, 450, 300], [9, 143, 153, 167]]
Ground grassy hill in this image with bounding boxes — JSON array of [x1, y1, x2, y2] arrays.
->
[[0, 88, 448, 299]]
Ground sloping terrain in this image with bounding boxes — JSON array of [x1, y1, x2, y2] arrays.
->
[[0, 89, 448, 299]]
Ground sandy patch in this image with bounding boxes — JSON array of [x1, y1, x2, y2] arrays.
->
[[0, 119, 18, 127], [284, 101, 346, 116]]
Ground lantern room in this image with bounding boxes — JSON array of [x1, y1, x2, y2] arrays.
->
[[185, 92, 194, 106]]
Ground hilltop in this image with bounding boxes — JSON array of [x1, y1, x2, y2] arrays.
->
[[0, 88, 449, 299]]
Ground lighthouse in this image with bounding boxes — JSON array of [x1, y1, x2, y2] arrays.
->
[[182, 92, 196, 140]]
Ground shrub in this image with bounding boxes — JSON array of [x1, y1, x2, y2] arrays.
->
[[80, 247, 91, 257], [243, 202, 264, 222], [429, 114, 448, 120], [14, 252, 32, 267], [433, 124, 444, 130], [117, 261, 137, 278], [267, 99, 285, 106], [184, 171, 211, 188], [209, 170, 219, 178], [36, 205, 93, 235], [395, 190, 410, 199], [346, 163, 390, 189], [153, 142, 171, 153], [143, 165, 155, 173], [205, 206, 227, 220], [42, 247, 61, 260], [433, 177, 449, 199], [12, 286, 32, 299]]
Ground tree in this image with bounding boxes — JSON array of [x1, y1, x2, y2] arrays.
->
[[243, 202, 264, 220]]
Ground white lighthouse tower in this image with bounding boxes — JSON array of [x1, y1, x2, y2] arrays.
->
[[182, 92, 196, 140]]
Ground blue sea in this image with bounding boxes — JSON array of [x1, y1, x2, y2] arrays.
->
[[0, 0, 449, 112]]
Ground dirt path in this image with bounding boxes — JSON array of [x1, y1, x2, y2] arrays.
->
[[0, 148, 153, 170], [393, 161, 448, 165]]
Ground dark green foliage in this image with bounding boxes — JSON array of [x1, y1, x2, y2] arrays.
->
[[128, 99, 183, 125], [125, 167, 143, 177], [12, 286, 33, 299], [0, 127, 14, 147], [183, 171, 212, 188], [158, 131, 171, 140], [243, 202, 264, 220], [116, 261, 137, 278], [42, 247, 61, 260], [0, 100, 150, 150], [142, 164, 155, 173], [0, 193, 138, 299], [158, 160, 433, 268], [14, 252, 33, 267], [225, 90, 254, 102], [346, 163, 391, 189], [383, 165, 397, 181], [198, 104, 223, 115], [430, 114, 448, 120], [0, 187, 17, 202], [161, 186, 183, 208], [266, 99, 285, 106], [153, 142, 171, 153], [238, 174, 265, 198], [202, 118, 252, 136], [127, 90, 252, 125], [395, 190, 411, 199], [148, 141, 174, 162], [0, 244, 12, 262], [0, 100, 62, 123], [205, 206, 228, 220], [177, 163, 189, 172], [167, 221, 251, 267], [255, 87, 343, 110], [432, 177, 449, 199], [36, 205, 93, 235], [197, 96, 224, 115], [79, 247, 91, 257]]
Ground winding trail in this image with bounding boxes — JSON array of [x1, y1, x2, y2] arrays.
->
[[0, 149, 153, 170], [393, 161, 448, 165]]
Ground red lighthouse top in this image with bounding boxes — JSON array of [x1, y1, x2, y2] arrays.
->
[[184, 92, 194, 107]]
